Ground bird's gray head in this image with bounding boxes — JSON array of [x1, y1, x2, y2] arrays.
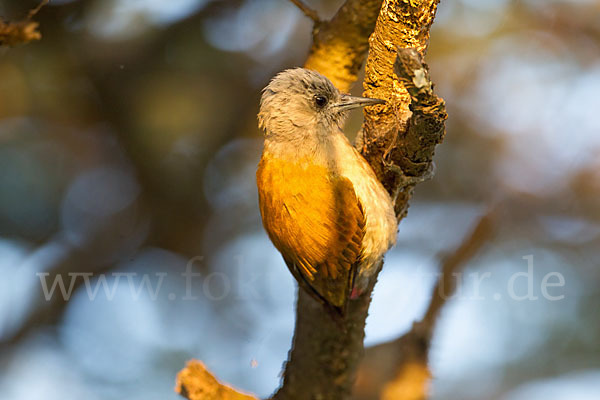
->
[[258, 68, 384, 141]]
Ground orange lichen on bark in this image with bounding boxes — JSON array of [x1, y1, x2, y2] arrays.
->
[[359, 1, 445, 217], [175, 360, 257, 400], [363, 0, 441, 117], [360, 0, 442, 145]]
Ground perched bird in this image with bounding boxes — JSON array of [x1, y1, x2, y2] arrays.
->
[[256, 68, 397, 313]]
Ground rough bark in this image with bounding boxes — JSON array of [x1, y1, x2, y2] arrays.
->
[[359, 0, 444, 219], [272, 265, 380, 400]]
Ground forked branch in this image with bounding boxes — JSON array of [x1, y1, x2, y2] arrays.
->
[[177, 1, 445, 399], [355, 207, 498, 400]]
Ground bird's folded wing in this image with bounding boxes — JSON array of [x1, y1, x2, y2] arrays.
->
[[257, 157, 365, 308]]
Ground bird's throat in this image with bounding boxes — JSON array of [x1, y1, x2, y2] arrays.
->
[[263, 129, 351, 170]]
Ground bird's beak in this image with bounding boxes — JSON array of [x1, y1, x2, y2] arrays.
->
[[333, 94, 386, 111]]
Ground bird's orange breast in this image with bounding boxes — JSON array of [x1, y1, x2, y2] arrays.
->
[[256, 153, 365, 307]]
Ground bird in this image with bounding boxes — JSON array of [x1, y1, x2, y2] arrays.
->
[[256, 68, 397, 314]]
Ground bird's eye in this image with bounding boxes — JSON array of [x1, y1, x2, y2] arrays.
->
[[314, 95, 328, 108]]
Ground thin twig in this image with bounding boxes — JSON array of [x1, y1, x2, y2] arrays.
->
[[28, 0, 49, 19], [289, 0, 320, 23], [420, 206, 497, 336]]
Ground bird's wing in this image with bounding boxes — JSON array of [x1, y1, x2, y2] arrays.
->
[[257, 156, 365, 309]]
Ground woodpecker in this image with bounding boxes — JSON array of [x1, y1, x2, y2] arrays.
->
[[256, 68, 397, 313]]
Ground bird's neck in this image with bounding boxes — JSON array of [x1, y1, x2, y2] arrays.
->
[[263, 128, 352, 169]]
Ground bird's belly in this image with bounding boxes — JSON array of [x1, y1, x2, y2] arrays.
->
[[336, 152, 397, 281], [258, 133, 398, 288]]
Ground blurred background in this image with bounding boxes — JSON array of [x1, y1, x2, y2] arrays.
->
[[0, 0, 599, 399]]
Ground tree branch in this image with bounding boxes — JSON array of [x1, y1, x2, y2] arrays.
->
[[176, 360, 258, 400], [359, 0, 444, 219], [354, 207, 498, 400], [288, 0, 320, 23], [0, 0, 47, 47], [420, 207, 497, 333], [304, 0, 384, 92], [272, 268, 380, 399]]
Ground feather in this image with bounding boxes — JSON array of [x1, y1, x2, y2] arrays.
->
[[257, 155, 366, 309]]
